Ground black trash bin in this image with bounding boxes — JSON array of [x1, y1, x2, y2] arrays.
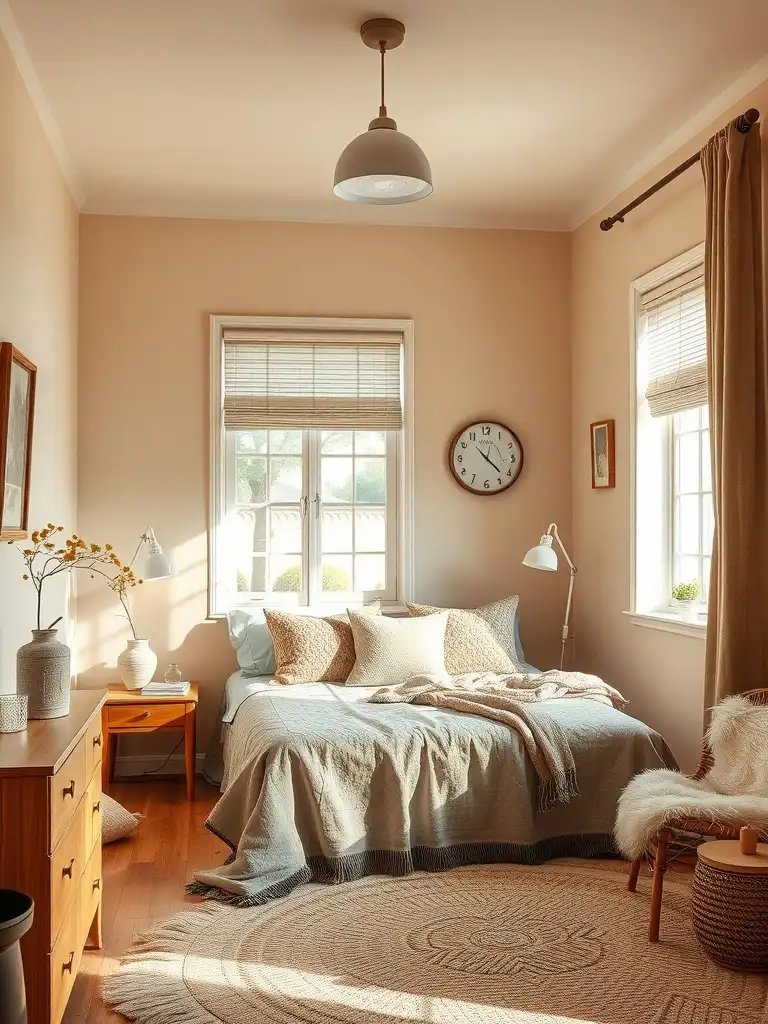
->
[[0, 890, 34, 1024]]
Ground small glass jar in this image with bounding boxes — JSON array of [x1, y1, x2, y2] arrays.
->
[[164, 663, 183, 684]]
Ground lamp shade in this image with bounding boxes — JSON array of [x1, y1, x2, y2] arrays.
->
[[522, 535, 558, 572], [333, 119, 432, 205], [142, 549, 173, 581]]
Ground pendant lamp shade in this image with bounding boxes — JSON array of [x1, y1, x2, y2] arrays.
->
[[334, 19, 432, 206], [333, 119, 432, 205]]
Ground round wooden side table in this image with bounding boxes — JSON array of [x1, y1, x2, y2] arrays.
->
[[693, 840, 768, 972]]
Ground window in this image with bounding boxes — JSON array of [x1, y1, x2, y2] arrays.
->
[[631, 244, 711, 625], [210, 317, 413, 614]]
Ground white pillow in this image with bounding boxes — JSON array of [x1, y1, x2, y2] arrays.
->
[[345, 610, 449, 687]]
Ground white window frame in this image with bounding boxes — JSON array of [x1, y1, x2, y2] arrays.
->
[[209, 315, 414, 617], [626, 243, 708, 638]]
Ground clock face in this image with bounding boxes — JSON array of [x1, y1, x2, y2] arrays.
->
[[448, 421, 524, 495]]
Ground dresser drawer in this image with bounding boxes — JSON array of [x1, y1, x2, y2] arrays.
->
[[85, 768, 102, 855], [108, 701, 186, 729], [81, 841, 102, 943], [50, 800, 86, 945], [50, 898, 81, 1024], [50, 737, 87, 851], [85, 712, 104, 777]]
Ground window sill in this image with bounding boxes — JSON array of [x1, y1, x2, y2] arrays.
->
[[623, 610, 706, 638]]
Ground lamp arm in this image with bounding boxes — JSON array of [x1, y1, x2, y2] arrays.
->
[[129, 526, 153, 570], [547, 523, 577, 575]]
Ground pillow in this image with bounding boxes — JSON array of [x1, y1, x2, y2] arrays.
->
[[407, 595, 524, 675], [226, 609, 277, 678], [264, 603, 380, 685], [345, 609, 449, 687], [101, 793, 142, 844]]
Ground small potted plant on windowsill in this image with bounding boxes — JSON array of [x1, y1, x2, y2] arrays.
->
[[672, 580, 702, 622]]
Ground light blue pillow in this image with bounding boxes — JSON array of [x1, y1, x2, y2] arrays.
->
[[226, 609, 276, 677], [514, 613, 538, 673]]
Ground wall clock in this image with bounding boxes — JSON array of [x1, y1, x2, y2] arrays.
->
[[448, 420, 524, 495]]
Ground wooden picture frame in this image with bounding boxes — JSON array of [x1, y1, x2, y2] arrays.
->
[[590, 418, 615, 489], [0, 343, 37, 539]]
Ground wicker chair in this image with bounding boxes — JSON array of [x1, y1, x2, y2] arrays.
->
[[627, 687, 768, 942]]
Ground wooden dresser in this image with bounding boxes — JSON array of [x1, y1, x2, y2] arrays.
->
[[0, 690, 107, 1024]]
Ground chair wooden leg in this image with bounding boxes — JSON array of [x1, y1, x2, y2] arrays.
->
[[649, 828, 669, 942], [627, 858, 642, 892]]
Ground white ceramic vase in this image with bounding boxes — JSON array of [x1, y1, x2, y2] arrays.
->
[[677, 601, 699, 623], [117, 638, 157, 690]]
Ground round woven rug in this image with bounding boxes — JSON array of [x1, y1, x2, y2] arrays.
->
[[103, 863, 768, 1024]]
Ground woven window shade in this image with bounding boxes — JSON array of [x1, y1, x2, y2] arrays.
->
[[223, 329, 404, 430], [642, 266, 708, 418]]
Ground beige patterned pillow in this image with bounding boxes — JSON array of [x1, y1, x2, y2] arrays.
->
[[345, 609, 449, 687], [407, 595, 522, 674], [264, 604, 380, 685]]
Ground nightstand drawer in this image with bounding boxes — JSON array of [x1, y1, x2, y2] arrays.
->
[[50, 737, 87, 851], [107, 702, 186, 729]]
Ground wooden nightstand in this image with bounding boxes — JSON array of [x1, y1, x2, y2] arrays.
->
[[102, 682, 199, 800]]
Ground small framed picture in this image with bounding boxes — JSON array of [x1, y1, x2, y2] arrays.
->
[[590, 419, 615, 489], [0, 343, 37, 539]]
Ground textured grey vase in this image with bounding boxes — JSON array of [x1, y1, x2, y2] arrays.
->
[[16, 629, 71, 720]]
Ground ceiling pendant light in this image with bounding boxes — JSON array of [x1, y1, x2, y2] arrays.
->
[[333, 18, 432, 205]]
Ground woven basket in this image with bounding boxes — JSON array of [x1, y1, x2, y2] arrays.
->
[[692, 860, 768, 972]]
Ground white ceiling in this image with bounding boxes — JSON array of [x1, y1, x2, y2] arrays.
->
[[5, 0, 768, 230]]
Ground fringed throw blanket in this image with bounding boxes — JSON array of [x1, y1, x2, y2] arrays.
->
[[369, 670, 627, 812], [191, 677, 673, 907]]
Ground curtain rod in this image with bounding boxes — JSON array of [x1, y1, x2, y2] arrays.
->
[[599, 108, 760, 231]]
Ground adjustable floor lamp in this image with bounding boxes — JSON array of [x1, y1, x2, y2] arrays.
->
[[522, 523, 577, 671]]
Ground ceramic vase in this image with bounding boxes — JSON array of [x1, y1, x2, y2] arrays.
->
[[117, 638, 157, 690], [677, 601, 699, 623], [17, 629, 71, 719]]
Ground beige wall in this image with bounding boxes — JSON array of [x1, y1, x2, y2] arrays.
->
[[0, 33, 79, 690], [77, 217, 571, 747], [572, 80, 768, 771]]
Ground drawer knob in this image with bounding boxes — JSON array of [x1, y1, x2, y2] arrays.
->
[[63, 780, 76, 798], [63, 951, 75, 973], [140, 710, 151, 719], [62, 858, 75, 879], [93, 878, 101, 890], [93, 800, 101, 813], [93, 734, 102, 747]]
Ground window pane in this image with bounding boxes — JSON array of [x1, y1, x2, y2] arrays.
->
[[322, 457, 353, 503], [247, 555, 267, 594], [677, 555, 700, 586], [321, 431, 353, 454], [322, 554, 353, 593], [236, 457, 266, 504], [236, 430, 267, 454], [676, 432, 699, 493], [701, 404, 709, 428], [355, 458, 386, 503], [702, 557, 711, 599], [270, 555, 302, 594], [355, 508, 386, 551], [355, 431, 386, 455], [674, 408, 700, 433], [702, 495, 714, 554], [701, 430, 712, 490], [270, 506, 302, 553], [677, 495, 699, 554], [355, 554, 385, 592], [269, 457, 302, 502], [322, 508, 353, 552], [268, 430, 302, 454], [235, 506, 267, 554]]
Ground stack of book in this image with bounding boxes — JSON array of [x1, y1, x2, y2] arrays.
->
[[141, 680, 190, 696]]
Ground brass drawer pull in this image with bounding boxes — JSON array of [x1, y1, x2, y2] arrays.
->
[[93, 878, 101, 890], [139, 710, 151, 719], [62, 858, 75, 879], [93, 800, 101, 813], [93, 734, 102, 747], [63, 951, 75, 973], [63, 780, 76, 798]]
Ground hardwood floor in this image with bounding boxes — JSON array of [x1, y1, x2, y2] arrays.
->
[[62, 777, 226, 1024]]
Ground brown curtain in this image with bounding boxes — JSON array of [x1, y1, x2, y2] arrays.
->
[[701, 120, 768, 706]]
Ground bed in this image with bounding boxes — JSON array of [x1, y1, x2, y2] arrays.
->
[[193, 670, 676, 906]]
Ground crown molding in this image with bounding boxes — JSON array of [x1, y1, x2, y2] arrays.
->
[[569, 54, 768, 232], [0, 1, 85, 208]]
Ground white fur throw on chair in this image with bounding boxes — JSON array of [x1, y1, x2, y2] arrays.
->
[[615, 695, 768, 860]]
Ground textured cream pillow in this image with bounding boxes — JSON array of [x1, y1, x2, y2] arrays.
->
[[101, 793, 142, 844], [264, 603, 380, 685], [345, 609, 449, 687], [407, 595, 523, 674]]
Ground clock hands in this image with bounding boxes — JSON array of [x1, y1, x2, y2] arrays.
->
[[476, 446, 500, 473]]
